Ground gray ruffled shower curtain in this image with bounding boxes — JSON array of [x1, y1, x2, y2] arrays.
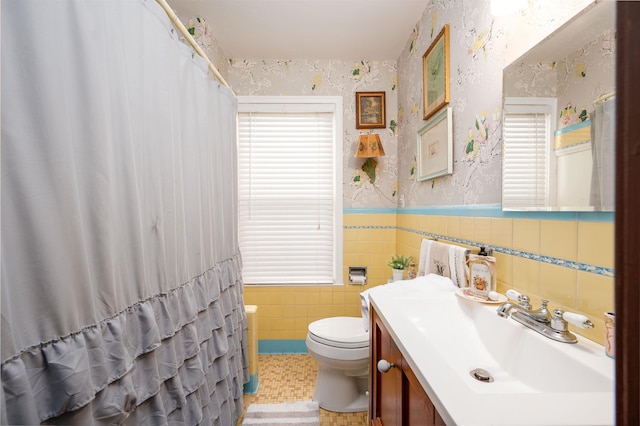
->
[[1, 0, 248, 424]]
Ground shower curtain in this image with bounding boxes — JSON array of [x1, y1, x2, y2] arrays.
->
[[1, 0, 247, 424], [590, 97, 616, 211]]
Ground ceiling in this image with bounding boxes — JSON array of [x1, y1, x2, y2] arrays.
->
[[167, 0, 429, 60]]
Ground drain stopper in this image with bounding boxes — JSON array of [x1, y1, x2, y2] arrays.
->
[[470, 368, 494, 382]]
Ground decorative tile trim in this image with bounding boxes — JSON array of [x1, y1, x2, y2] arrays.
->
[[395, 227, 614, 278], [345, 225, 395, 230], [342, 207, 614, 277]]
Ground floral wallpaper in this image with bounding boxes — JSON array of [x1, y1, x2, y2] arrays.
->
[[225, 59, 400, 209], [503, 27, 615, 130], [178, 16, 229, 81], [556, 29, 615, 129], [396, 0, 593, 208], [181, 0, 596, 209]]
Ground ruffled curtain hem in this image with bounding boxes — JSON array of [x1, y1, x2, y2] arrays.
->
[[2, 253, 249, 425]]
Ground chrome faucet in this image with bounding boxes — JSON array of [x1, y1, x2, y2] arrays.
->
[[497, 292, 550, 322], [497, 290, 593, 344]]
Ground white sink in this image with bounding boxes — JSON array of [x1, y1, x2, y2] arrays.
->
[[370, 286, 615, 425]]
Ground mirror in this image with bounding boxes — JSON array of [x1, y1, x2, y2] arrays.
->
[[502, 1, 615, 211]]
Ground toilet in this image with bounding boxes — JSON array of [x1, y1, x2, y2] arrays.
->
[[305, 316, 369, 413]]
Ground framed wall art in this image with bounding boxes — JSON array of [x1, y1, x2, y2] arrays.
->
[[416, 107, 452, 181], [422, 24, 450, 121], [355, 91, 386, 129]]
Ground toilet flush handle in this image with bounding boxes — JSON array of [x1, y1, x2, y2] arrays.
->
[[377, 359, 395, 373]]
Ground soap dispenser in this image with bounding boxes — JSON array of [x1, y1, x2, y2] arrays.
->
[[468, 247, 496, 298]]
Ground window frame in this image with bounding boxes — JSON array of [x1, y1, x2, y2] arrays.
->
[[502, 97, 558, 210], [237, 96, 344, 286]]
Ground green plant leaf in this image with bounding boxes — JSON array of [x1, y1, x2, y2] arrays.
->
[[466, 141, 474, 154], [362, 158, 378, 183], [387, 254, 414, 270]]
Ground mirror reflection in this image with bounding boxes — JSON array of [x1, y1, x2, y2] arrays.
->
[[502, 1, 615, 211]]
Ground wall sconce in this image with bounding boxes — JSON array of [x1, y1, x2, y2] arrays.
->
[[355, 133, 385, 183]]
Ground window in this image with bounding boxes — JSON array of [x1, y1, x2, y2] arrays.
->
[[237, 97, 343, 285], [502, 97, 557, 210]]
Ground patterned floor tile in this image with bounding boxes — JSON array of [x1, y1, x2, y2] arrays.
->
[[238, 354, 368, 426]]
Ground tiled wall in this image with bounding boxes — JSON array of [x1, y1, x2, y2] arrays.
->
[[394, 208, 614, 345], [244, 207, 614, 348], [242, 213, 397, 350]]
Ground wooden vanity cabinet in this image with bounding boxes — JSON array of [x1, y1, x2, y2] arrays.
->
[[369, 305, 446, 426]]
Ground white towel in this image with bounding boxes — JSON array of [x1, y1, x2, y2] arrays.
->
[[360, 287, 375, 331], [359, 274, 456, 331], [417, 239, 469, 288]]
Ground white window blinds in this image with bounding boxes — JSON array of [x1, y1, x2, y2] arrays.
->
[[238, 103, 338, 285], [502, 98, 556, 210]]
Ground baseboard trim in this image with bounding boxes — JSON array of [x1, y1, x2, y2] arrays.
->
[[243, 373, 260, 394], [258, 339, 308, 354]]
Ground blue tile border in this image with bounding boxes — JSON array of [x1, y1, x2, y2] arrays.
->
[[554, 120, 591, 135], [258, 339, 308, 354], [344, 205, 614, 222]]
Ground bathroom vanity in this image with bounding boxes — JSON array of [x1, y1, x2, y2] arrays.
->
[[369, 305, 445, 425], [367, 285, 614, 425]]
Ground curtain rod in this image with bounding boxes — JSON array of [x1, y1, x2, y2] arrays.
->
[[593, 91, 615, 105], [155, 0, 234, 94]]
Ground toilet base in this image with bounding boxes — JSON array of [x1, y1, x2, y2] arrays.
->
[[312, 364, 368, 413]]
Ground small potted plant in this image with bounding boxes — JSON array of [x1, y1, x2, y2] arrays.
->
[[387, 254, 413, 281]]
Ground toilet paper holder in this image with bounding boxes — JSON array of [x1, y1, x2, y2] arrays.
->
[[349, 266, 367, 285]]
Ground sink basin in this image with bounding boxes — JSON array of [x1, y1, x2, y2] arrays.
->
[[401, 294, 612, 393], [369, 286, 614, 425]]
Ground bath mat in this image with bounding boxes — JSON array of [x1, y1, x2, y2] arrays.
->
[[241, 401, 320, 425]]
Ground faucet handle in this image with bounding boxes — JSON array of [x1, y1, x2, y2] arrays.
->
[[551, 309, 594, 331], [505, 289, 531, 310], [506, 289, 522, 301], [518, 295, 531, 310], [563, 312, 594, 329]]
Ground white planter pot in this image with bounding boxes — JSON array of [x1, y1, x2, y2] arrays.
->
[[392, 268, 404, 282]]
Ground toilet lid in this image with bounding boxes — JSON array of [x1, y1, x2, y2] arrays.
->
[[308, 317, 369, 348]]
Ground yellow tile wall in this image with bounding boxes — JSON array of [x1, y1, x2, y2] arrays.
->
[[245, 305, 258, 376], [244, 212, 614, 347], [243, 214, 396, 341], [396, 214, 614, 345]]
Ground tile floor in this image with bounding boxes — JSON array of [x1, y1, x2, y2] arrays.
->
[[238, 354, 368, 426]]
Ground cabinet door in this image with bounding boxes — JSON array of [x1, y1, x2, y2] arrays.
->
[[370, 307, 403, 426], [402, 358, 439, 425], [370, 305, 447, 426]]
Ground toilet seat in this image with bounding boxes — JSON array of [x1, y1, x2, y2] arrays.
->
[[308, 317, 368, 349]]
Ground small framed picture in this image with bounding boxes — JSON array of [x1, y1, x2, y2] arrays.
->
[[417, 107, 453, 181], [423, 24, 450, 120], [355, 91, 386, 129]]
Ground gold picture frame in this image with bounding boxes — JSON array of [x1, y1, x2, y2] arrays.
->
[[355, 91, 386, 129], [416, 107, 453, 181], [422, 24, 450, 121]]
